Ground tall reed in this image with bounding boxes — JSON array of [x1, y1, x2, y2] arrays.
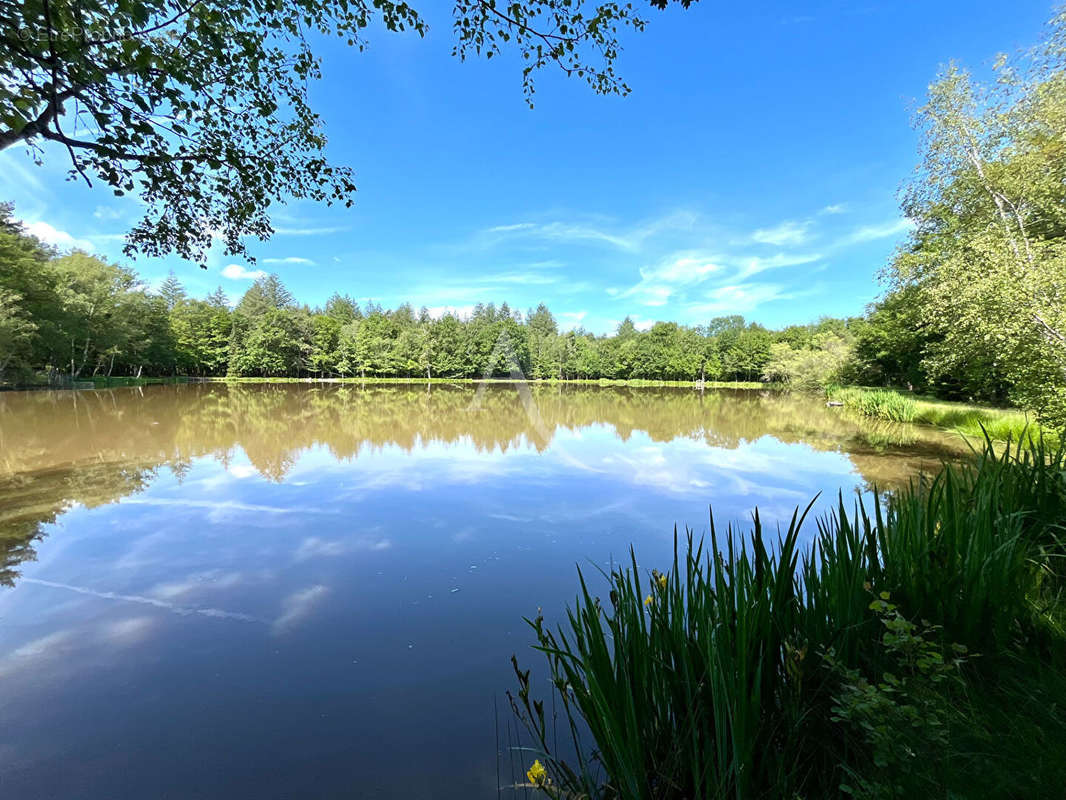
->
[[826, 386, 918, 422], [509, 435, 1066, 799]]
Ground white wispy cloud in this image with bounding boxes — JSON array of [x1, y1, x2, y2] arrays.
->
[[558, 310, 588, 330], [21, 577, 258, 622], [649, 254, 724, 284], [750, 220, 812, 247], [613, 284, 673, 306], [92, 206, 126, 221], [294, 537, 348, 561], [24, 220, 95, 251], [733, 252, 822, 279], [221, 263, 268, 280], [120, 497, 335, 514], [405, 205, 902, 327], [485, 221, 635, 250], [480, 210, 698, 253], [273, 225, 348, 236], [839, 219, 913, 245], [486, 222, 536, 234], [102, 617, 156, 646], [480, 271, 558, 285], [425, 304, 475, 320], [262, 256, 315, 265], [520, 259, 567, 270], [610, 251, 725, 306], [9, 630, 76, 660], [0, 153, 47, 194], [591, 204, 913, 320], [294, 534, 391, 562], [149, 570, 243, 600], [272, 585, 329, 635], [686, 283, 793, 315]]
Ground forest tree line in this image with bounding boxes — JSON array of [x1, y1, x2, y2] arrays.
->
[[0, 200, 1020, 402]]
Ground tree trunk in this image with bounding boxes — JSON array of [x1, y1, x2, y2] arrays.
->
[[73, 333, 93, 379]]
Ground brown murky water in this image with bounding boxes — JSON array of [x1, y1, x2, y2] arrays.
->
[[0, 383, 969, 799]]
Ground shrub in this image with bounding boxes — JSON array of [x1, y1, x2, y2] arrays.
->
[[762, 333, 856, 390], [824, 593, 969, 800]]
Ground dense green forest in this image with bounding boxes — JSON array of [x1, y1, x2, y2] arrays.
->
[[0, 209, 944, 390], [0, 213, 864, 385]]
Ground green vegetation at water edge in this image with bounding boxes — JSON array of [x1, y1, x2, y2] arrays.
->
[[205, 376, 770, 389], [826, 385, 1059, 447], [510, 436, 1066, 799], [827, 386, 920, 422], [89, 376, 191, 388]]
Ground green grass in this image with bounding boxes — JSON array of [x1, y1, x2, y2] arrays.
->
[[202, 376, 771, 389], [910, 397, 1053, 443], [826, 385, 1060, 447], [509, 436, 1066, 799]]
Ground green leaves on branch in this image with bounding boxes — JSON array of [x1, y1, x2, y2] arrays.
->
[[889, 10, 1066, 429], [1, 0, 694, 262]]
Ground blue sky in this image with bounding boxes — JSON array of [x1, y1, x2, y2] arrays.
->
[[0, 0, 1055, 333]]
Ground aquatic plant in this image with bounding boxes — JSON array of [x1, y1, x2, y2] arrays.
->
[[827, 386, 919, 423], [509, 435, 1066, 798], [825, 386, 1062, 448]]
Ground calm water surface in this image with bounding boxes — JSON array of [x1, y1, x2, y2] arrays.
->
[[0, 383, 968, 799]]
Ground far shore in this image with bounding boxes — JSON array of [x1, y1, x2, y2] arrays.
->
[[2, 375, 1048, 448]]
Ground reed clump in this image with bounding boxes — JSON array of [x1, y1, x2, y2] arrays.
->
[[510, 435, 1066, 799], [827, 386, 919, 422]]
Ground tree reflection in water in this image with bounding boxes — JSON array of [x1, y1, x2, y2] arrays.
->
[[0, 383, 969, 584]]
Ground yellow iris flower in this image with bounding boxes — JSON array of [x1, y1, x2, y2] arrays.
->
[[527, 759, 548, 786]]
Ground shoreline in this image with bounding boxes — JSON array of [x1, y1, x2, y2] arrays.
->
[[2, 375, 1050, 447], [1, 375, 771, 390]]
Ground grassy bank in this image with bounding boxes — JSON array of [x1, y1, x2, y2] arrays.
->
[[826, 385, 1059, 446], [202, 376, 770, 389], [89, 376, 192, 388], [511, 437, 1066, 799], [0, 374, 192, 390]]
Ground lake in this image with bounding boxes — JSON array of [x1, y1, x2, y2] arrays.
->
[[0, 383, 967, 799]]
